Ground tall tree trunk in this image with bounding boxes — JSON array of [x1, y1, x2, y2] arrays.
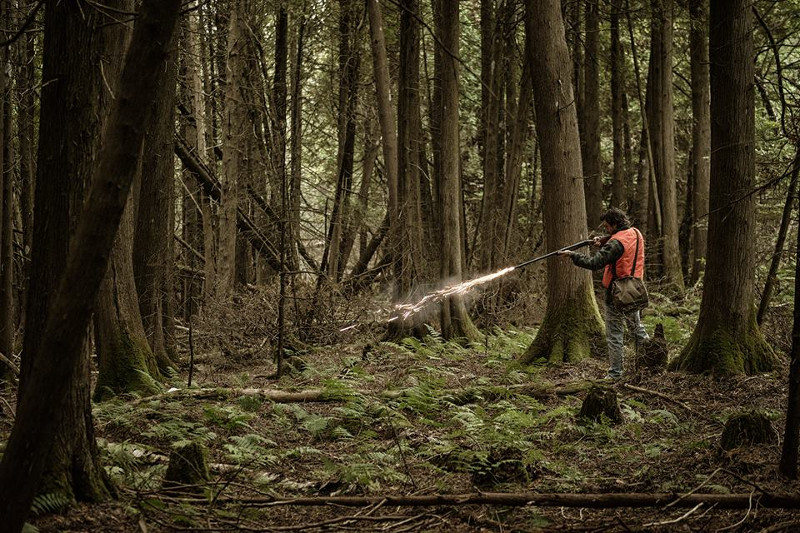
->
[[16, 0, 132, 503], [689, 0, 710, 285], [391, 0, 427, 336], [434, 0, 481, 341], [672, 0, 777, 375], [16, 29, 36, 336], [217, 0, 249, 298], [649, 0, 684, 291], [500, 22, 534, 264], [325, 0, 361, 281], [779, 186, 800, 479], [582, 0, 603, 224], [134, 28, 179, 365], [0, 3, 182, 527], [0, 0, 12, 379], [93, 0, 166, 399], [521, 0, 604, 364], [289, 16, 305, 274], [610, 0, 627, 209], [179, 14, 209, 316], [478, 0, 503, 271]]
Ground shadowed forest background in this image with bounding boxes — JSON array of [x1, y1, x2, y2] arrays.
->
[[1, 0, 800, 531]]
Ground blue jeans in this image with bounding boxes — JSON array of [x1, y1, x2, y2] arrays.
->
[[605, 306, 649, 378]]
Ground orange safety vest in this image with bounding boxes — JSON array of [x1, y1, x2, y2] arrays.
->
[[602, 228, 645, 288]]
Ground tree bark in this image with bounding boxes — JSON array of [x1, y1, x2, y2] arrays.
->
[[134, 26, 179, 365], [582, 0, 603, 224], [0, 1, 181, 528], [610, 0, 627, 209], [325, 0, 361, 282], [0, 0, 12, 382], [672, 0, 777, 375], [648, 0, 684, 291], [15, 0, 132, 505], [289, 16, 306, 275], [521, 0, 604, 364], [689, 0, 710, 285], [434, 0, 481, 341], [217, 0, 249, 298], [780, 180, 800, 478]]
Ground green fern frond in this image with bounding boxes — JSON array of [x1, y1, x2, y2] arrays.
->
[[30, 492, 71, 516]]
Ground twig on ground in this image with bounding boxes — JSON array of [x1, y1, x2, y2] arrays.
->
[[665, 468, 723, 508], [643, 502, 704, 527], [622, 383, 722, 425], [716, 490, 755, 532]]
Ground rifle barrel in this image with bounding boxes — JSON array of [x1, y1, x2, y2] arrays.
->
[[513, 239, 594, 270]]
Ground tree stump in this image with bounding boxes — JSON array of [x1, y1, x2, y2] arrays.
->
[[578, 387, 623, 424], [720, 411, 776, 450], [637, 323, 668, 369], [164, 441, 210, 492]]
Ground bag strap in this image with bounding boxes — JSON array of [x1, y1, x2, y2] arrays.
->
[[630, 228, 641, 278]]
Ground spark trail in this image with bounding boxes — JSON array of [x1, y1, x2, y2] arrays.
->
[[388, 267, 516, 322]]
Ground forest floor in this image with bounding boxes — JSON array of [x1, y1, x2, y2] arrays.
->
[[4, 283, 800, 532]]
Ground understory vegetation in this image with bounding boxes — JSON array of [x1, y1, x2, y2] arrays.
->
[[9, 281, 797, 532]]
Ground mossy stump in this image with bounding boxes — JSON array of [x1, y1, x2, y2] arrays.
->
[[164, 442, 210, 492], [720, 412, 776, 451], [636, 323, 668, 370], [579, 387, 623, 424]]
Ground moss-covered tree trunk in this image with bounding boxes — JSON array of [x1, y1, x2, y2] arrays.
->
[[95, 191, 164, 400], [671, 0, 777, 375], [521, 0, 604, 365]]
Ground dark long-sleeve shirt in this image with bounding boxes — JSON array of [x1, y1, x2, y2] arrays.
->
[[568, 225, 630, 303]]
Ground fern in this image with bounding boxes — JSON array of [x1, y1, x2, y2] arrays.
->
[[30, 492, 71, 516]]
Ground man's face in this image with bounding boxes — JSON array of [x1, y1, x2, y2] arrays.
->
[[603, 221, 614, 234]]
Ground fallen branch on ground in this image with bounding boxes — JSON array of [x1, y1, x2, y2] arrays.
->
[[131, 381, 595, 406], [188, 491, 800, 509], [622, 383, 721, 425], [0, 351, 20, 378]]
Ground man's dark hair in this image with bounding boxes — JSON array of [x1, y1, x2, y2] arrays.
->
[[600, 207, 630, 228]]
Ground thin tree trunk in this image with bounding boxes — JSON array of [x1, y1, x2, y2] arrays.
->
[[435, 0, 481, 341], [582, 0, 603, 224], [780, 183, 800, 478], [218, 0, 249, 298], [16, 31, 36, 335], [610, 0, 627, 209], [521, 0, 604, 364], [289, 16, 306, 274], [135, 28, 179, 365], [758, 151, 800, 325], [325, 0, 361, 281], [690, 0, 710, 284], [0, 0, 12, 377], [649, 0, 684, 291], [0, 2, 181, 528]]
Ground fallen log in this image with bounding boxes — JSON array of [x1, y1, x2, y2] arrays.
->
[[176, 491, 800, 509], [132, 387, 335, 405], [132, 381, 594, 406]]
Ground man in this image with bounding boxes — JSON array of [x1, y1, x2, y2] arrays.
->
[[558, 208, 649, 380]]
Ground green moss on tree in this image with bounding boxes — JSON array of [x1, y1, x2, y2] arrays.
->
[[94, 332, 161, 401], [521, 291, 604, 364], [671, 313, 778, 375]]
